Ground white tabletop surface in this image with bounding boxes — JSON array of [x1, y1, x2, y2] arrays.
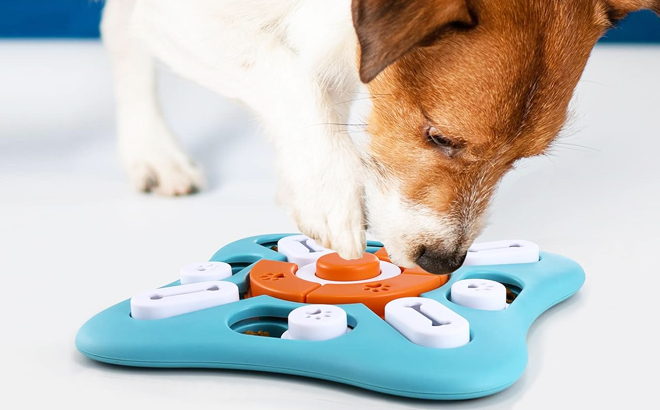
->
[[1, 40, 658, 410]]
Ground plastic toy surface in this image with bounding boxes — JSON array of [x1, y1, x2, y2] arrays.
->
[[75, 234, 585, 400]]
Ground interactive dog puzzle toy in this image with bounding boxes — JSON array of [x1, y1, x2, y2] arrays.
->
[[75, 234, 585, 400]]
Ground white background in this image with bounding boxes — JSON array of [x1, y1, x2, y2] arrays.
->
[[0, 41, 658, 409]]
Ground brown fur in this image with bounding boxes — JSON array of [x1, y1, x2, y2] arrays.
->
[[352, 0, 658, 272]]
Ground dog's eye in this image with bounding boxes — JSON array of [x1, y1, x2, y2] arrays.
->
[[426, 126, 461, 156]]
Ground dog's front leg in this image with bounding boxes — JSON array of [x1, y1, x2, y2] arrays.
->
[[101, 0, 204, 195], [259, 88, 367, 259]]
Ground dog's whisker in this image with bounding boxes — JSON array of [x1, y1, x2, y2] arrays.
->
[[540, 152, 558, 165], [331, 93, 392, 108], [577, 79, 609, 87], [552, 142, 601, 152], [286, 122, 369, 135], [316, 122, 368, 127], [342, 92, 393, 97], [333, 96, 376, 106]]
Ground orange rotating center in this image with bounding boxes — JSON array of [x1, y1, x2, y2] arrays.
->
[[249, 249, 450, 316]]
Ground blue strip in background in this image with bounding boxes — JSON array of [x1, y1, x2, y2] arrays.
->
[[0, 2, 658, 42], [0, 1, 105, 38], [601, 10, 660, 42]]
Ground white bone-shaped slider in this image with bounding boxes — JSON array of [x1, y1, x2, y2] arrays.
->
[[180, 261, 232, 284], [277, 235, 335, 267], [451, 279, 507, 310], [463, 239, 539, 266], [131, 281, 239, 320], [385, 297, 470, 348], [281, 304, 349, 341]]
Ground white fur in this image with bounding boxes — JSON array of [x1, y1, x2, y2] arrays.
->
[[102, 0, 367, 258], [102, 0, 477, 264], [364, 179, 456, 268], [101, 0, 205, 196]]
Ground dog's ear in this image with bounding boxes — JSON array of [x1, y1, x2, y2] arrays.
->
[[604, 0, 659, 21], [352, 0, 473, 83]]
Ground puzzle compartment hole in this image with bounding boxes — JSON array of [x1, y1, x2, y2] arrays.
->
[[255, 239, 280, 252], [229, 261, 254, 274], [504, 283, 522, 304], [231, 316, 289, 338]]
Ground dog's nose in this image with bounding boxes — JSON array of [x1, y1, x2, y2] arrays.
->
[[416, 248, 467, 274]]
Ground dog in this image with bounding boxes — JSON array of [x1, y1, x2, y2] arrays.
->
[[100, 0, 658, 274]]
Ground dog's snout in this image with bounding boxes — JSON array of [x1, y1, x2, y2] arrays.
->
[[416, 247, 467, 275]]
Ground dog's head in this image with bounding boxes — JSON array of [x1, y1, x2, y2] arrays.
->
[[353, 0, 658, 273]]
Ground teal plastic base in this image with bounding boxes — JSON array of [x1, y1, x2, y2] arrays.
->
[[75, 234, 585, 400]]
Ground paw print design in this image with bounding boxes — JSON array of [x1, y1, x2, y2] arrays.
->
[[259, 272, 285, 281], [450, 279, 507, 310], [467, 282, 495, 291], [363, 283, 391, 293]]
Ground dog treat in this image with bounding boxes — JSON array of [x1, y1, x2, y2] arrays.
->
[[506, 288, 518, 304], [244, 330, 270, 337]]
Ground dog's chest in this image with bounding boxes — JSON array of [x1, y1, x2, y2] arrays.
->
[[129, 0, 356, 99]]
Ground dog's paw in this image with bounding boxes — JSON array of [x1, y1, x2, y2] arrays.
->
[[293, 205, 367, 260], [120, 140, 205, 196]]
